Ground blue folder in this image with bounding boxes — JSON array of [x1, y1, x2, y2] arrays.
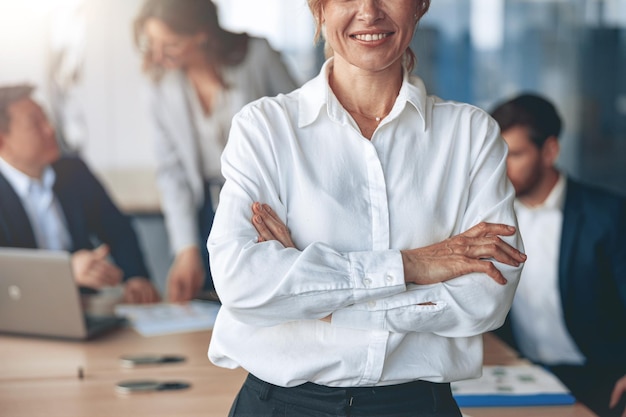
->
[[454, 392, 576, 407], [451, 365, 576, 408]]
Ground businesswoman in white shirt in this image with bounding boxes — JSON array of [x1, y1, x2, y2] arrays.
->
[[133, 0, 297, 302], [208, 0, 526, 415]]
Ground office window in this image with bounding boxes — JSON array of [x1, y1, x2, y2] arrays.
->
[[414, 0, 626, 194], [213, 0, 317, 84]]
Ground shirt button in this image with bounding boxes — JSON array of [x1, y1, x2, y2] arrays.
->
[[385, 274, 394, 284], [363, 278, 372, 287], [368, 301, 376, 308]]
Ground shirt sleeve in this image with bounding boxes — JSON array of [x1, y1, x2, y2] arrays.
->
[[147, 83, 199, 254], [331, 115, 524, 337]]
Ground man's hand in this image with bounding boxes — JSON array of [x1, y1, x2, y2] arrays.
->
[[610, 374, 626, 417], [167, 246, 205, 302], [71, 244, 123, 289], [124, 277, 161, 304], [401, 222, 526, 286], [252, 202, 295, 248]]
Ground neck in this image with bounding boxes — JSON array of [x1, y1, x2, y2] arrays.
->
[[0, 156, 45, 180], [329, 58, 403, 127], [185, 61, 219, 81]]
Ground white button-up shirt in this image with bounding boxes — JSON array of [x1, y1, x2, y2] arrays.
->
[[511, 174, 585, 365], [208, 59, 523, 387]]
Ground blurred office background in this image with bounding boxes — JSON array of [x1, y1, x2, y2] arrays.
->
[[1, 0, 625, 292]]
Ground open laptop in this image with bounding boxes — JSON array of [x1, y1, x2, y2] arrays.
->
[[0, 247, 125, 340]]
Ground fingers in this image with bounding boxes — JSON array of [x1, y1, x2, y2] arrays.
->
[[446, 225, 526, 285], [125, 278, 161, 304], [180, 282, 194, 302], [402, 221, 525, 286], [71, 249, 123, 289], [93, 243, 110, 259], [168, 277, 187, 303], [191, 272, 205, 297], [609, 375, 626, 411], [252, 208, 274, 242], [168, 273, 201, 302], [470, 258, 508, 285], [166, 267, 183, 302], [151, 287, 162, 303], [89, 261, 123, 287], [456, 223, 527, 265], [88, 245, 122, 287], [463, 222, 516, 238], [260, 203, 284, 225], [451, 235, 526, 266], [167, 276, 193, 303], [251, 202, 295, 248], [167, 250, 204, 302]]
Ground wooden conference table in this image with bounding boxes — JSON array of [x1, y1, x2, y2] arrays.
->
[[0, 328, 596, 417]]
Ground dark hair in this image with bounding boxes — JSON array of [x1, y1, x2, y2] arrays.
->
[[490, 93, 562, 149], [0, 84, 34, 134], [306, 0, 431, 73], [133, 0, 248, 83]]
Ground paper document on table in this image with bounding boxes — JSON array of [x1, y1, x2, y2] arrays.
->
[[115, 301, 220, 337], [451, 365, 575, 407]]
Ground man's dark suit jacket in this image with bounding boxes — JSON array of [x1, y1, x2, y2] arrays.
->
[[496, 178, 626, 368], [0, 156, 150, 281]]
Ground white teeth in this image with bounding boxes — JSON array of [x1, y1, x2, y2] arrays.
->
[[354, 33, 388, 42]]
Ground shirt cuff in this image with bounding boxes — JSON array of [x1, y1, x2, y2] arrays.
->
[[347, 249, 405, 293]]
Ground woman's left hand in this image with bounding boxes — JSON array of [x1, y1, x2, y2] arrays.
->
[[251, 202, 295, 248]]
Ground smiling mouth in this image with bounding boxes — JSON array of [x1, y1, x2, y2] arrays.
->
[[352, 33, 391, 42]]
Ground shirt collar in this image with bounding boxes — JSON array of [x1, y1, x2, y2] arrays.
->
[[544, 172, 567, 210], [0, 156, 56, 199], [298, 58, 427, 131]]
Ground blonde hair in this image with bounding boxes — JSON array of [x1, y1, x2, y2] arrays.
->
[[306, 0, 431, 73]]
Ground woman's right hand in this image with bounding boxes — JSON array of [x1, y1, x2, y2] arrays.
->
[[401, 222, 526, 286], [251, 202, 296, 248], [167, 246, 205, 302]]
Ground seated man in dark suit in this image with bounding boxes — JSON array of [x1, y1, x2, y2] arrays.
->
[[490, 93, 626, 417], [0, 84, 160, 304]]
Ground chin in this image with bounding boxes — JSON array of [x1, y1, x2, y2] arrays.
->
[[46, 148, 61, 164], [514, 186, 532, 199], [162, 59, 183, 70]]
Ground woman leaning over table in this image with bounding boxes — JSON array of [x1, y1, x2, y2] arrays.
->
[[133, 0, 297, 302], [207, 0, 526, 416]]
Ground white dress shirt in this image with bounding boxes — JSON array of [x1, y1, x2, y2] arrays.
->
[[511, 174, 586, 365], [0, 157, 72, 251], [207, 59, 523, 388]]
